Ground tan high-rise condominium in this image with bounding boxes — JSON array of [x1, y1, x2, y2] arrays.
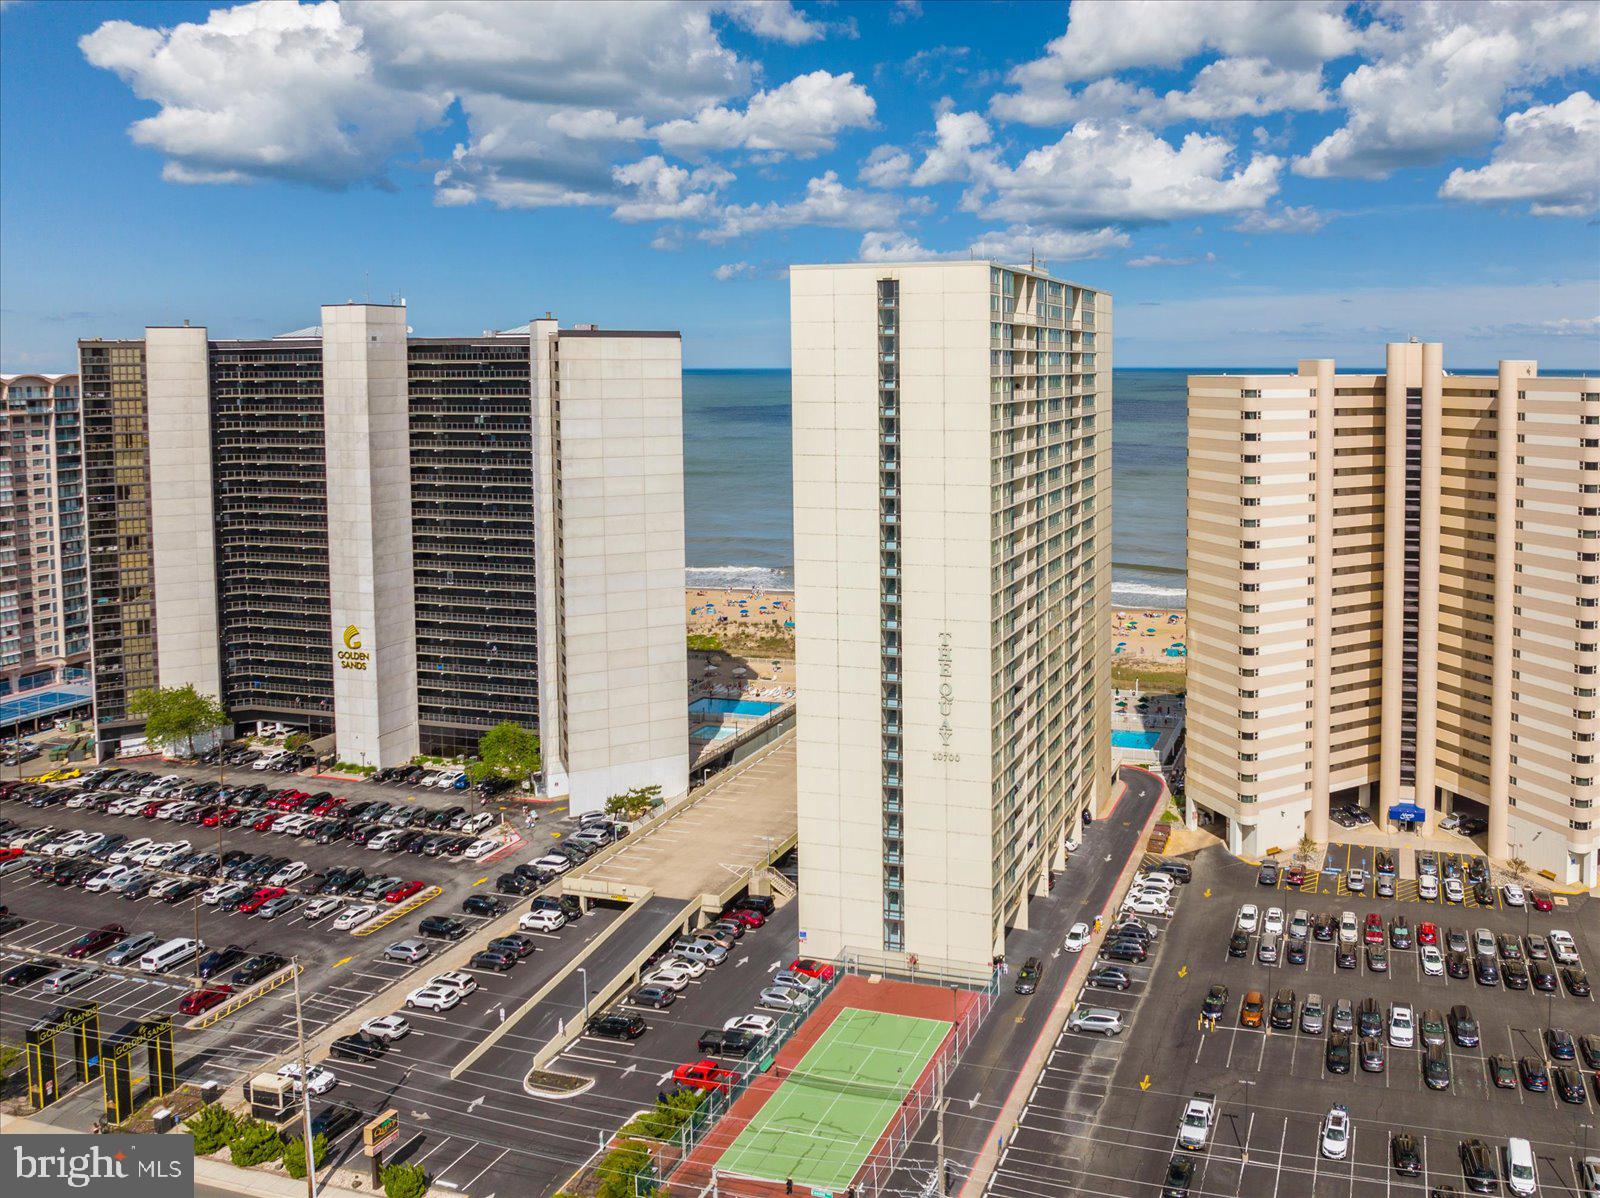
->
[[1188, 342, 1600, 886], [792, 261, 1112, 971]]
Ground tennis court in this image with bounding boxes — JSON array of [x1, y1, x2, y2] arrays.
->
[[716, 1007, 951, 1191]]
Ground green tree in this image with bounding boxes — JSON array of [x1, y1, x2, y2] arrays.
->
[[283, 1133, 328, 1180], [605, 784, 662, 822], [381, 1161, 429, 1198], [1296, 833, 1318, 864], [595, 1139, 654, 1198], [186, 1103, 238, 1155], [226, 1117, 285, 1167], [129, 685, 228, 757], [467, 722, 541, 787]]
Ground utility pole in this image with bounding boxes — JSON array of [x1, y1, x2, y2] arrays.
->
[[293, 960, 318, 1198]]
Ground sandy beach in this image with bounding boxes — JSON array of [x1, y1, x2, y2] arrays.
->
[[1111, 607, 1188, 663], [686, 586, 796, 638]]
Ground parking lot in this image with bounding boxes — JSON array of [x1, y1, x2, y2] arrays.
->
[[986, 845, 1599, 1198], [0, 764, 611, 1119]]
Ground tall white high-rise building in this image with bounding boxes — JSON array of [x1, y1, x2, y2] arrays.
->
[[791, 261, 1112, 970]]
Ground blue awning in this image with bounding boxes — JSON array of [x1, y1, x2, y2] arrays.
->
[[1388, 803, 1427, 823]]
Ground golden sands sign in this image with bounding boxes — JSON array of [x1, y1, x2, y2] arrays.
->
[[338, 625, 371, 671]]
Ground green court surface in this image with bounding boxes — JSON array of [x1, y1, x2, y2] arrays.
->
[[716, 1007, 951, 1191]]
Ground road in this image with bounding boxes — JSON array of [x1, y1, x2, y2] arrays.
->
[[881, 766, 1166, 1197]]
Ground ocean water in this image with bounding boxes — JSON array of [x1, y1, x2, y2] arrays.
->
[[683, 368, 1190, 605]]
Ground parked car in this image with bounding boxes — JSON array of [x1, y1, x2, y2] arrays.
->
[[587, 1012, 647, 1040]]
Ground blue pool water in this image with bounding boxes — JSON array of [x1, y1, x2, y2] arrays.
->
[[689, 697, 782, 718], [691, 724, 739, 743], [1111, 729, 1162, 751]]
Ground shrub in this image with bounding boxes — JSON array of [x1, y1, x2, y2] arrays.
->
[[621, 1090, 703, 1141], [187, 1103, 238, 1156], [227, 1117, 285, 1167], [594, 1139, 654, 1198], [381, 1161, 429, 1198], [283, 1133, 328, 1180]]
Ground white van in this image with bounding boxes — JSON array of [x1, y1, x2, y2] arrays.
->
[[1505, 1138, 1537, 1196], [140, 937, 203, 974]]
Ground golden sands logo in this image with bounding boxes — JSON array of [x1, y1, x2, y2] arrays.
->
[[338, 625, 370, 671]]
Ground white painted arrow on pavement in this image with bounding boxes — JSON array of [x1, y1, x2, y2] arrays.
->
[[736, 955, 749, 967], [767, 960, 781, 972], [622, 1064, 636, 1078], [467, 1095, 485, 1112], [657, 1071, 673, 1086], [967, 1092, 981, 1111]]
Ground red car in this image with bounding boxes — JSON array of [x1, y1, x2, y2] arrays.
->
[[1418, 921, 1439, 946], [238, 886, 286, 914], [1530, 890, 1554, 913], [311, 796, 346, 816], [66, 923, 126, 960], [722, 908, 766, 929], [1363, 914, 1384, 945], [790, 958, 835, 982], [177, 984, 233, 1016], [384, 880, 425, 904], [201, 808, 232, 828], [1283, 866, 1308, 887], [252, 812, 282, 832], [673, 1059, 739, 1094], [141, 800, 169, 818]]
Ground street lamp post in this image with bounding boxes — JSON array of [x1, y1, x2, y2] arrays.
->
[[578, 967, 589, 1026], [1238, 1080, 1255, 1166]]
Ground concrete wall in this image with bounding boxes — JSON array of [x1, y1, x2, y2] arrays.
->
[[320, 304, 419, 767], [145, 326, 223, 702], [539, 330, 689, 815]]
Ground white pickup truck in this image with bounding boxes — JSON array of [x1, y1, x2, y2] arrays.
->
[[1177, 1092, 1217, 1151]]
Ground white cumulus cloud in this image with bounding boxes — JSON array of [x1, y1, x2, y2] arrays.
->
[[1440, 91, 1600, 217], [1294, 0, 1600, 180], [653, 71, 876, 159], [707, 171, 911, 240], [611, 155, 735, 221], [859, 145, 914, 188], [859, 225, 1129, 263], [79, 0, 450, 189], [976, 121, 1282, 227]]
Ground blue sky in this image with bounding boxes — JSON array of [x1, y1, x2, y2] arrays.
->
[[2, 0, 1596, 370]]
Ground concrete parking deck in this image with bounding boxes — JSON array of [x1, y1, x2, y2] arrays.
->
[[571, 733, 797, 903]]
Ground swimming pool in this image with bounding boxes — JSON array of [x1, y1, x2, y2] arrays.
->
[[689, 697, 782, 718], [1111, 729, 1162, 751], [691, 724, 739, 743]]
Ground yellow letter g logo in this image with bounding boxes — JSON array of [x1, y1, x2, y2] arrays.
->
[[343, 625, 363, 650]]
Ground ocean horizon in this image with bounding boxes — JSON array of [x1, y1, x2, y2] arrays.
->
[[683, 366, 1192, 608]]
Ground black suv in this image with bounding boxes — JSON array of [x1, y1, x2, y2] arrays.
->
[[697, 1028, 760, 1057], [1448, 1004, 1479, 1047], [1458, 1139, 1497, 1194], [419, 916, 468, 941], [586, 1013, 646, 1040], [462, 894, 507, 917], [331, 1033, 387, 1062], [496, 872, 537, 896], [531, 894, 583, 921], [230, 953, 288, 986], [1269, 989, 1296, 1031], [1390, 1133, 1421, 1177], [1014, 958, 1043, 995]]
